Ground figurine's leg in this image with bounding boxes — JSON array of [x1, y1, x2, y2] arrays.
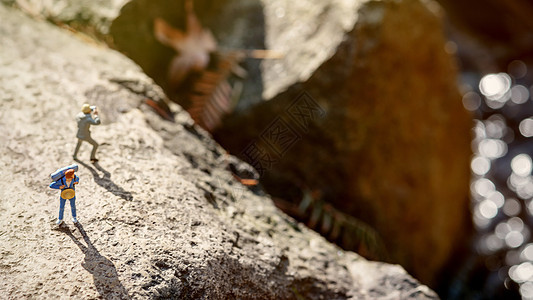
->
[[69, 197, 76, 218], [73, 139, 82, 159], [58, 197, 66, 220], [86, 136, 99, 161], [69, 197, 77, 221]]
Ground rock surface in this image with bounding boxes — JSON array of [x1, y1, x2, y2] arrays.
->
[[2, 0, 473, 290], [0, 4, 438, 299], [0, 0, 129, 34]]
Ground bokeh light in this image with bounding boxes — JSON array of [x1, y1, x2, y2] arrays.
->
[[519, 118, 533, 137], [520, 281, 533, 300], [478, 139, 507, 159], [506, 231, 525, 248], [487, 190, 505, 208], [485, 115, 507, 139], [468, 66, 533, 297], [478, 199, 498, 219], [503, 198, 522, 217], [496, 222, 512, 239], [485, 233, 504, 252], [473, 178, 496, 198], [479, 73, 511, 102], [521, 244, 533, 261], [511, 154, 533, 177], [511, 85, 530, 104], [508, 60, 528, 79], [462, 91, 482, 111], [510, 262, 533, 283], [471, 155, 491, 175]]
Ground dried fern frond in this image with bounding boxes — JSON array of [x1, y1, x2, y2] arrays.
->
[[273, 189, 388, 260], [153, 1, 284, 130], [187, 52, 245, 131]]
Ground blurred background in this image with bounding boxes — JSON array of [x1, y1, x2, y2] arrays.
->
[[4, 0, 533, 298], [436, 0, 533, 299]]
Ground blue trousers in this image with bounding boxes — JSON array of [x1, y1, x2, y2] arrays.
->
[[58, 197, 76, 220]]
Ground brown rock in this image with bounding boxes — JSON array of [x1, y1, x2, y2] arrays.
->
[[214, 0, 473, 288]]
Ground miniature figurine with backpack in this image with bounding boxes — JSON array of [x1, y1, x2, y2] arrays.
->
[[49, 164, 80, 225]]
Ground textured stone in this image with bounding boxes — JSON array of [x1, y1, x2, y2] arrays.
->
[[1, 0, 473, 291], [3, 0, 472, 289], [0, 4, 437, 299]]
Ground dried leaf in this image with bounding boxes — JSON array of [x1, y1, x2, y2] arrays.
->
[[153, 0, 217, 89]]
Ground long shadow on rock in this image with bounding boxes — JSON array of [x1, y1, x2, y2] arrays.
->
[[59, 223, 130, 299], [75, 159, 133, 201]]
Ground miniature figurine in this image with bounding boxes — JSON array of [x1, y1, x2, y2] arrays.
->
[[73, 103, 101, 162], [49, 164, 79, 225]]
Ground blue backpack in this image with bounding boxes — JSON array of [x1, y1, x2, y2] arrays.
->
[[50, 164, 78, 181]]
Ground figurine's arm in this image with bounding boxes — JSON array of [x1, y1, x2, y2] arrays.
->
[[73, 176, 79, 185], [90, 115, 101, 125], [49, 179, 65, 189]]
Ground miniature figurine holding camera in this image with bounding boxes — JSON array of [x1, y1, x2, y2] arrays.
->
[[73, 103, 101, 163]]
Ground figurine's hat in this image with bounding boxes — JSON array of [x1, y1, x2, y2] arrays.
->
[[81, 104, 91, 114]]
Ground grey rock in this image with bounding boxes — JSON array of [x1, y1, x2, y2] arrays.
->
[[0, 4, 437, 299]]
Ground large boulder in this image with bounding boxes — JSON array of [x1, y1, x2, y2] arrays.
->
[[0, 4, 437, 299], [214, 0, 473, 289]]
